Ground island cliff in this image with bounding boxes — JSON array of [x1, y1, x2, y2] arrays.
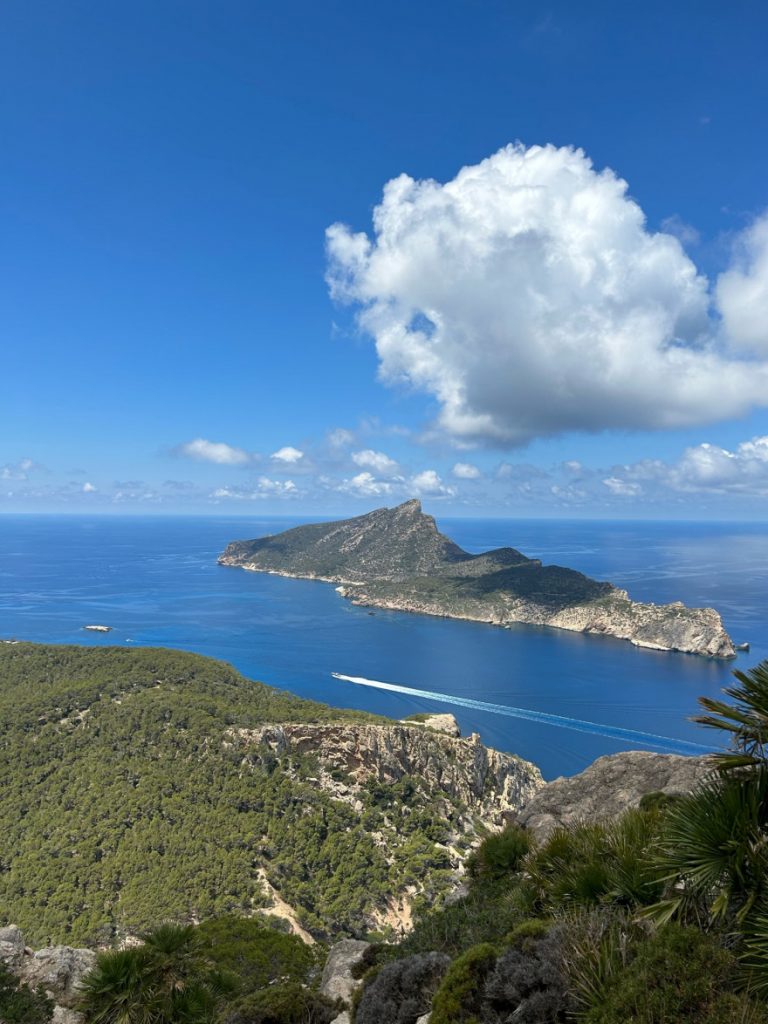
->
[[219, 499, 735, 658]]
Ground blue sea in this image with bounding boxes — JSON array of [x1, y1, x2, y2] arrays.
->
[[1, 514, 766, 779]]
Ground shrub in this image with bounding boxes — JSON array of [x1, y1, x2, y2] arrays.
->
[[354, 951, 450, 1024], [195, 915, 317, 996], [396, 878, 532, 959], [467, 825, 532, 881], [527, 809, 665, 912], [0, 961, 53, 1024], [79, 923, 235, 1024], [652, 770, 768, 927], [430, 943, 497, 1024], [558, 908, 637, 1018], [638, 790, 682, 813], [503, 917, 553, 951], [575, 923, 767, 1024], [222, 982, 339, 1024], [483, 926, 570, 1023]]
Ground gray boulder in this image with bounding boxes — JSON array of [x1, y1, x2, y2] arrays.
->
[[517, 750, 714, 841], [0, 925, 27, 969], [320, 938, 371, 1006], [53, 1008, 86, 1024], [19, 945, 96, 1009]]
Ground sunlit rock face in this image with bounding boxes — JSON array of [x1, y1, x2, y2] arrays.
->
[[515, 750, 714, 841]]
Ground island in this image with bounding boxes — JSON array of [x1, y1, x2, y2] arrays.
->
[[218, 499, 735, 658]]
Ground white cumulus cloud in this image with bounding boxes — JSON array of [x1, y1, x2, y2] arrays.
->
[[176, 438, 251, 465], [82, 482, 97, 493], [410, 469, 455, 496], [452, 462, 481, 479], [327, 143, 768, 446], [339, 471, 393, 497], [669, 436, 768, 494], [717, 213, 768, 354], [351, 449, 400, 475], [271, 446, 304, 463]]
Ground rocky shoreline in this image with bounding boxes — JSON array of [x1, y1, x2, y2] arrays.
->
[[219, 498, 735, 658], [336, 582, 735, 659]]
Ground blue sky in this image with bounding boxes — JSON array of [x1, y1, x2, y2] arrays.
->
[[2, 0, 768, 517]]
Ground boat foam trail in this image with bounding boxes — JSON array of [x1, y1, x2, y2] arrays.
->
[[332, 673, 715, 755]]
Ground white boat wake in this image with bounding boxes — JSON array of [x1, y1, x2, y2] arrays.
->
[[332, 673, 715, 755]]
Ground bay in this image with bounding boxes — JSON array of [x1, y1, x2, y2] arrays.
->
[[1, 513, 765, 779]]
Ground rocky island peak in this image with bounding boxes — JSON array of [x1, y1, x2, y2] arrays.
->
[[219, 500, 735, 658]]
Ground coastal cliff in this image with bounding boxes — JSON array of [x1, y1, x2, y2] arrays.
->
[[219, 499, 735, 658], [231, 720, 543, 826]]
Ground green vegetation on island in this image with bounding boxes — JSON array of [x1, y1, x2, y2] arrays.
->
[[219, 499, 735, 658]]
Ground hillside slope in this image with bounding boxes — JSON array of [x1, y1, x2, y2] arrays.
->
[[0, 644, 541, 947]]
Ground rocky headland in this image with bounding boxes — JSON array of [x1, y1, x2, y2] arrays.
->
[[219, 499, 735, 658], [231, 719, 544, 826], [514, 749, 715, 840]]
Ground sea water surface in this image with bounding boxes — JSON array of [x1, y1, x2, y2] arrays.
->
[[1, 514, 766, 779]]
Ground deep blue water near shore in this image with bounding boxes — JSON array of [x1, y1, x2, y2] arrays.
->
[[1, 514, 766, 779]]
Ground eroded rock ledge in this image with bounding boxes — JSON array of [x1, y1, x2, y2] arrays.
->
[[229, 720, 545, 825]]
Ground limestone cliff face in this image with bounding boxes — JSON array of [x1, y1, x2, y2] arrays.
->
[[220, 499, 735, 659], [230, 721, 544, 826], [225, 720, 543, 938], [515, 750, 714, 840], [344, 584, 735, 659]]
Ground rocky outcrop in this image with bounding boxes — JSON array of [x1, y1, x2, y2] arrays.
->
[[516, 750, 715, 840], [321, 939, 371, 1005], [402, 713, 461, 737], [220, 499, 735, 659], [0, 925, 26, 970], [0, 926, 94, 1022], [230, 721, 544, 825]]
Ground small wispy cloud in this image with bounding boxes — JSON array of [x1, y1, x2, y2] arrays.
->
[[452, 462, 481, 480], [660, 214, 700, 247], [328, 428, 355, 448], [0, 458, 38, 481], [271, 446, 304, 464], [211, 477, 299, 500], [351, 449, 400, 475], [174, 438, 252, 465]]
